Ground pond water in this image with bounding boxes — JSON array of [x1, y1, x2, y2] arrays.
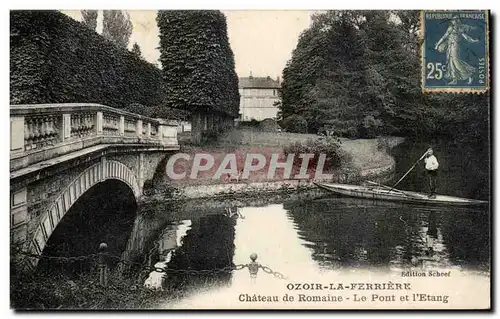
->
[[34, 138, 490, 309], [117, 138, 490, 308]]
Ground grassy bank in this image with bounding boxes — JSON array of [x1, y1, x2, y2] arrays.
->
[[342, 136, 404, 171], [10, 265, 225, 310], [11, 269, 162, 309]]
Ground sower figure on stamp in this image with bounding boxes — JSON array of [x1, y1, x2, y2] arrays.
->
[[434, 16, 479, 85], [423, 148, 439, 198]]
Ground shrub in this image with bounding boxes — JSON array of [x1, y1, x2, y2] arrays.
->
[[346, 126, 359, 139], [10, 11, 163, 112], [10, 263, 190, 309], [259, 118, 279, 132], [320, 120, 359, 138], [282, 115, 307, 133], [240, 119, 261, 128], [237, 119, 267, 132], [283, 135, 351, 174], [360, 115, 383, 138]]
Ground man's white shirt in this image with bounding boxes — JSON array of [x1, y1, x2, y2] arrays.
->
[[424, 155, 439, 171]]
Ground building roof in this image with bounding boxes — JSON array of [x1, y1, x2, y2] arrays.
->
[[239, 76, 281, 89]]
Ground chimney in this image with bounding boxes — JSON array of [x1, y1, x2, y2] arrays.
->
[[249, 71, 253, 79], [277, 76, 280, 83]]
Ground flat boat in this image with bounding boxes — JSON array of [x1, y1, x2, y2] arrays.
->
[[313, 182, 488, 207]]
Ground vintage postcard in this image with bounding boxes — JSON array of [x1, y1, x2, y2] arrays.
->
[[10, 9, 491, 310]]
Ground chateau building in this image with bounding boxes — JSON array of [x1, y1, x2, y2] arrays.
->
[[238, 75, 281, 121]]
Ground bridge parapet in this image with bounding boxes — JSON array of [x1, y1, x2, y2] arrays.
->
[[10, 103, 179, 172]]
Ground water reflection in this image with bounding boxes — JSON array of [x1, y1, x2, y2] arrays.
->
[[144, 220, 192, 289], [117, 193, 489, 309], [284, 197, 489, 272], [109, 138, 490, 307]]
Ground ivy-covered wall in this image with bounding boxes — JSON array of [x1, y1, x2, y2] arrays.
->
[[10, 10, 164, 109]]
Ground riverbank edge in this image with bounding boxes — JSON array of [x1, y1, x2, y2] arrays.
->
[[141, 137, 405, 203]]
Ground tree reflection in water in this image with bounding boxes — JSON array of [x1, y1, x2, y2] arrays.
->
[[147, 214, 237, 290], [121, 191, 488, 296], [283, 197, 489, 272]]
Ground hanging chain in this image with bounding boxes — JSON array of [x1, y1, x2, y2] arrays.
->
[[260, 265, 288, 280], [12, 249, 288, 279], [12, 249, 100, 263]]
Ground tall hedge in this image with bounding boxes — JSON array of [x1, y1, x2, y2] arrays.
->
[[10, 10, 164, 110], [156, 10, 240, 118]]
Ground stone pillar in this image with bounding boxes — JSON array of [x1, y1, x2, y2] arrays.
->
[[136, 120, 143, 138], [96, 112, 103, 134], [157, 119, 178, 146], [10, 187, 28, 245], [138, 153, 145, 191], [101, 157, 108, 180], [10, 116, 24, 154], [146, 123, 151, 138], [119, 116, 125, 136], [62, 114, 71, 142]]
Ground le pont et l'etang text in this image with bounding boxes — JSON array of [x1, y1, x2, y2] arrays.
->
[[238, 281, 449, 304]]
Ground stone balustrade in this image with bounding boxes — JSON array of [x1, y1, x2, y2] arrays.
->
[[10, 103, 179, 172]]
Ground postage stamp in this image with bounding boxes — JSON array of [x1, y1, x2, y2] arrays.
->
[[421, 10, 490, 93]]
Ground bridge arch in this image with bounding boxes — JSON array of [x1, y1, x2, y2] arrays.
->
[[27, 159, 140, 267]]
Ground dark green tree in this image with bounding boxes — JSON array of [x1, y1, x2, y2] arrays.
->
[[358, 11, 422, 136], [156, 10, 240, 117], [81, 10, 98, 32], [102, 10, 133, 48], [279, 11, 368, 135], [10, 10, 163, 110], [278, 10, 489, 140]]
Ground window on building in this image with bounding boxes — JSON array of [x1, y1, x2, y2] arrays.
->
[[273, 89, 276, 96]]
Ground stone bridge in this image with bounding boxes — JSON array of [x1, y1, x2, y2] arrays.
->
[[10, 103, 179, 269]]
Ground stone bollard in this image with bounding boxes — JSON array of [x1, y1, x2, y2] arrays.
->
[[248, 253, 259, 284], [98, 242, 109, 287]]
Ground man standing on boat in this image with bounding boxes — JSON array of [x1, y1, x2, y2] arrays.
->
[[423, 148, 439, 198]]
